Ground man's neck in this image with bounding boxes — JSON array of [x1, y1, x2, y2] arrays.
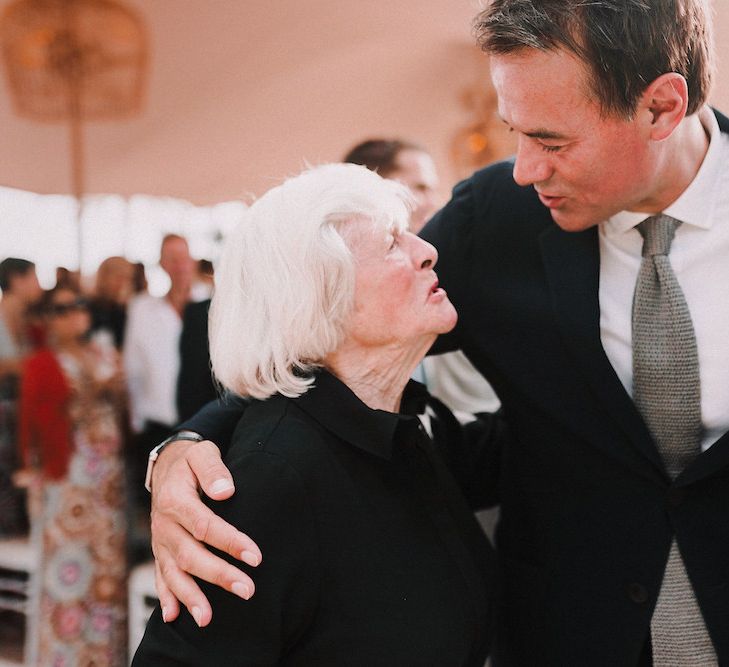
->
[[641, 111, 711, 214], [166, 284, 190, 317]]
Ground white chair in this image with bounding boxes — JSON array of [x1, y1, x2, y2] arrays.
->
[[0, 536, 39, 667]]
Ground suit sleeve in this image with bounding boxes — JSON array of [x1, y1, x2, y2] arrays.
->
[[176, 301, 217, 422], [176, 395, 248, 456], [420, 176, 479, 356], [459, 411, 509, 509], [427, 395, 509, 511], [133, 449, 320, 666]]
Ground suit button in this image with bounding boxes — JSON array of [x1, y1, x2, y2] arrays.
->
[[627, 583, 649, 604], [666, 487, 685, 507]]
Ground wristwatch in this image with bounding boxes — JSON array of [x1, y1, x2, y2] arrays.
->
[[144, 430, 205, 492]]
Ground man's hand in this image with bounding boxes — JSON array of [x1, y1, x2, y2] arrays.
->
[[150, 438, 262, 627]]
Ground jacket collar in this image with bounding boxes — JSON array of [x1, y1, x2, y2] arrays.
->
[[294, 369, 427, 460]]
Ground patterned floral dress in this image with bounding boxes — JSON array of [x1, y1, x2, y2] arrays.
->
[[28, 347, 127, 666]]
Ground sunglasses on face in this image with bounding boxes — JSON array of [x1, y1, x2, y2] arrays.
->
[[48, 298, 89, 316]]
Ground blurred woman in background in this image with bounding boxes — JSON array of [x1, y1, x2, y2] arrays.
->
[[0, 258, 42, 537], [89, 256, 135, 350], [17, 286, 127, 666]]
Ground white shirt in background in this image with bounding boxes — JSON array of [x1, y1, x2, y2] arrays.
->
[[123, 293, 183, 432], [423, 351, 501, 423]]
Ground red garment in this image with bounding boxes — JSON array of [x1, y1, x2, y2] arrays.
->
[[18, 348, 72, 480]]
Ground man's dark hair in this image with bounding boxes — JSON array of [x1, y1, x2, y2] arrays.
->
[[474, 0, 713, 118], [343, 139, 425, 177], [0, 257, 35, 292]]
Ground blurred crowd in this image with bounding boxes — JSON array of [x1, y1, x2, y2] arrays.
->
[[0, 245, 217, 528], [0, 243, 216, 664]]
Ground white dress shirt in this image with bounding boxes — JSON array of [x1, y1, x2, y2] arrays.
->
[[123, 293, 183, 432], [423, 351, 501, 423], [599, 107, 729, 451]]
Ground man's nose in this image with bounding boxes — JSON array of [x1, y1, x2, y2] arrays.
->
[[512, 138, 552, 187]]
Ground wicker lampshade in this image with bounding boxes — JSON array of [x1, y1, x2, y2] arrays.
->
[[0, 0, 147, 123]]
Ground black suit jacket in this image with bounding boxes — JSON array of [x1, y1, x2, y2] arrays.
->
[[418, 109, 729, 665], [178, 111, 729, 665], [177, 299, 217, 422]]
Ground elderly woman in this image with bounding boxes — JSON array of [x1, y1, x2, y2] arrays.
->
[[133, 164, 496, 666]]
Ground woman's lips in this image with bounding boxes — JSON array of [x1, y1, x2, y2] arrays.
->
[[428, 280, 447, 302]]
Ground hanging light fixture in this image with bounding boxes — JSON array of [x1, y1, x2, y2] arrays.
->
[[0, 0, 148, 268]]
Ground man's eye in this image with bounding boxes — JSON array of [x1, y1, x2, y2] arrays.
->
[[541, 144, 562, 153]]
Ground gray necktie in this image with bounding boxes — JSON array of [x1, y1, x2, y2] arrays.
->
[[632, 214, 716, 665]]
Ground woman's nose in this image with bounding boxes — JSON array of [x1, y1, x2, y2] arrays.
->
[[412, 234, 437, 269]]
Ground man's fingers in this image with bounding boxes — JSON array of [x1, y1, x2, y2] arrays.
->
[[187, 505, 262, 567], [148, 434, 261, 624], [156, 490, 262, 566], [164, 519, 258, 599], [186, 440, 236, 500], [154, 559, 180, 623], [151, 439, 263, 565], [153, 522, 257, 609], [154, 544, 212, 627]]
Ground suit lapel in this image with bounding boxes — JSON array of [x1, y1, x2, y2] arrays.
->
[[539, 224, 665, 473]]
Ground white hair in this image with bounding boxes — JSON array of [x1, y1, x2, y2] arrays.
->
[[210, 163, 412, 399]]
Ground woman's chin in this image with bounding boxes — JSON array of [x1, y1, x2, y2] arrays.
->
[[424, 312, 458, 338], [436, 302, 458, 334]]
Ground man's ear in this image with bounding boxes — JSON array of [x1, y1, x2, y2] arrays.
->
[[639, 72, 688, 141]]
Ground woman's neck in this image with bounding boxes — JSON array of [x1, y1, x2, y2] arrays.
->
[[325, 336, 434, 412], [54, 336, 85, 355]]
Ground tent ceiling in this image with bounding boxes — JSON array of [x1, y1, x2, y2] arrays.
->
[[0, 0, 487, 204], [2, 0, 728, 205]]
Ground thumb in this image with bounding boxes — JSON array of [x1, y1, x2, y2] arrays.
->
[[187, 440, 236, 500]]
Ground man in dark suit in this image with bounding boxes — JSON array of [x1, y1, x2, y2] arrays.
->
[[176, 299, 217, 422], [146, 1, 728, 664]]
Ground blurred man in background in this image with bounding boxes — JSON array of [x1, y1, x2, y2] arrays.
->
[[344, 139, 439, 233], [124, 234, 195, 561]]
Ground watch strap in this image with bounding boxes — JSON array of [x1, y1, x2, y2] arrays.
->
[[144, 430, 205, 492]]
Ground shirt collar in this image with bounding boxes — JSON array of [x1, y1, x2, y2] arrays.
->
[[293, 369, 427, 460], [605, 106, 722, 234]]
